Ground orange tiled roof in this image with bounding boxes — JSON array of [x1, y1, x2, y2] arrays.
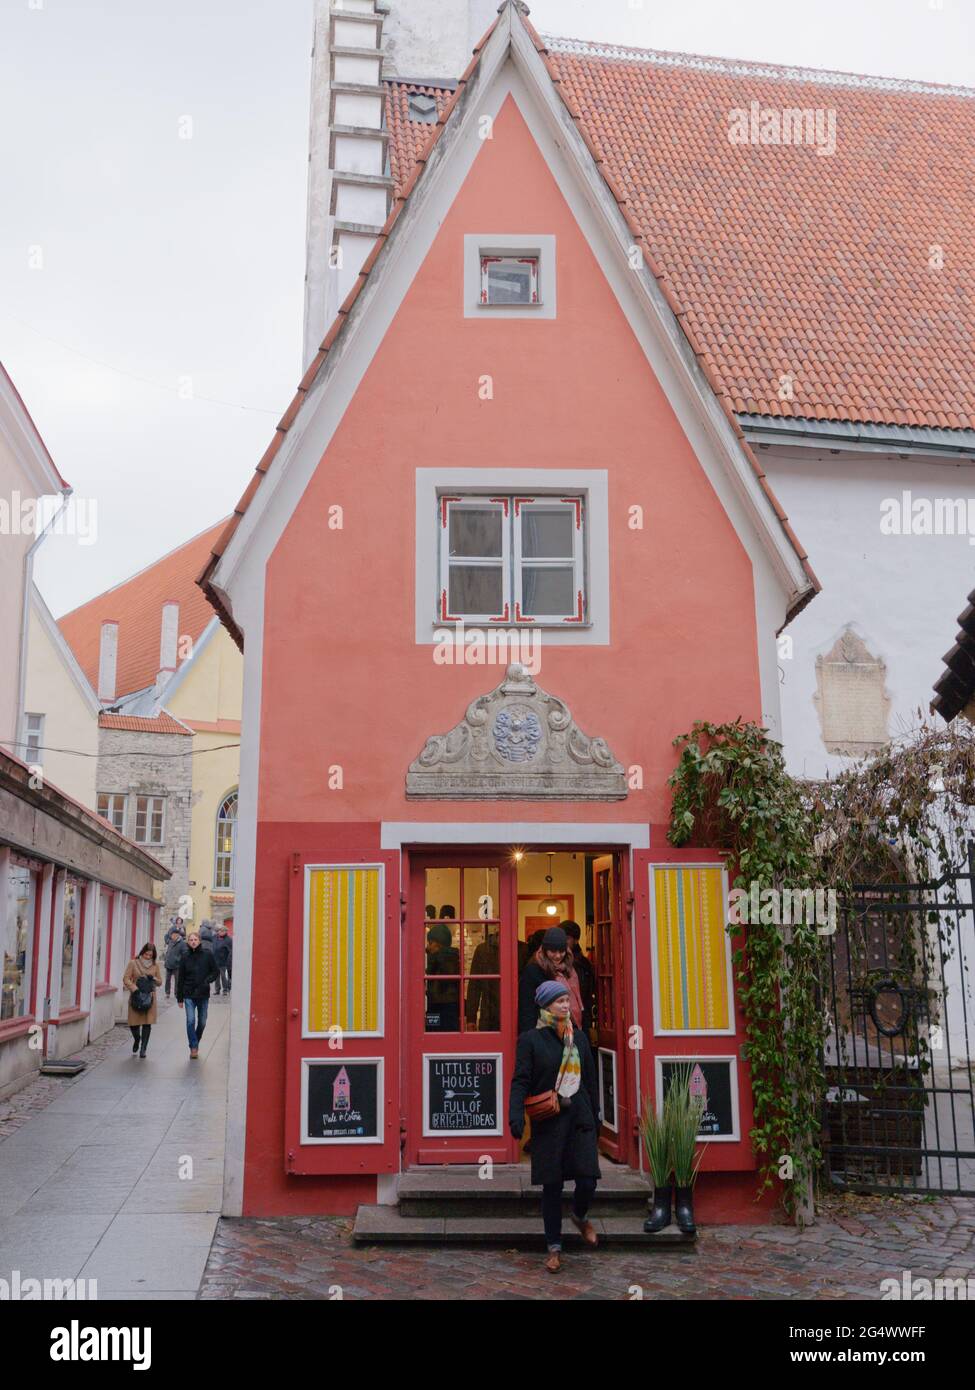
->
[[198, 5, 823, 642], [61, 520, 229, 698], [388, 40, 975, 431], [98, 712, 193, 736]]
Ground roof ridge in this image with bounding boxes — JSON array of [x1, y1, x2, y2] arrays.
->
[[541, 32, 975, 99]]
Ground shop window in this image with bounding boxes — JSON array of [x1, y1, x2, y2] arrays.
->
[[440, 494, 585, 625], [214, 790, 238, 891], [134, 796, 165, 846], [2, 865, 35, 1021], [60, 879, 82, 1011], [304, 865, 384, 1037], [651, 865, 734, 1035], [97, 793, 126, 833], [95, 890, 112, 985]]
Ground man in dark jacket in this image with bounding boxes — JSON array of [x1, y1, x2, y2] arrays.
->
[[175, 931, 218, 1059], [212, 926, 233, 996], [163, 924, 186, 998]]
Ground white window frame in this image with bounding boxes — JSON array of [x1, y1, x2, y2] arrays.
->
[[416, 468, 609, 645], [464, 234, 556, 319], [439, 494, 585, 626], [24, 712, 44, 766], [97, 793, 127, 834], [214, 789, 238, 892], [134, 795, 166, 847], [479, 253, 538, 307]]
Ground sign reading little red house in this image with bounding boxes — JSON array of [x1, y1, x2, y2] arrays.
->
[[657, 1057, 740, 1142], [302, 1058, 382, 1144], [423, 1054, 502, 1137]]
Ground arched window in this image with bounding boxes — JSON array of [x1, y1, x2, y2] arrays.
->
[[214, 790, 238, 891]]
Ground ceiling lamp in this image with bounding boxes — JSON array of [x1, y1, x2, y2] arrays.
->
[[538, 853, 561, 917]]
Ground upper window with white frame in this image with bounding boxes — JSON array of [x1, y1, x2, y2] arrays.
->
[[439, 494, 586, 625], [133, 796, 165, 846], [480, 254, 538, 307], [464, 236, 556, 320], [24, 713, 44, 766], [97, 793, 126, 833]]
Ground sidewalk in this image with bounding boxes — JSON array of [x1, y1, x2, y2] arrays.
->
[[0, 992, 229, 1300]]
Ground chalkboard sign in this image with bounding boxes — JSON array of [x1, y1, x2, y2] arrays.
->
[[657, 1057, 739, 1141], [598, 1048, 618, 1133], [302, 1058, 381, 1144], [423, 1054, 502, 1136]]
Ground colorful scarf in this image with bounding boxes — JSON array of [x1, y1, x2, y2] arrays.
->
[[537, 1008, 581, 1098]]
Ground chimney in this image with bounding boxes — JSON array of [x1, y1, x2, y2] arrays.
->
[[97, 621, 118, 703], [158, 601, 179, 682]]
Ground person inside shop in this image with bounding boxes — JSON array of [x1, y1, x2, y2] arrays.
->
[[517, 925, 584, 1035], [562, 920, 596, 1033], [465, 928, 500, 1032], [123, 941, 163, 1058], [425, 915, 460, 1032], [176, 930, 219, 1060], [509, 979, 601, 1273]]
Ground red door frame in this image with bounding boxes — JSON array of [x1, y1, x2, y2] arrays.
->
[[403, 844, 638, 1169]]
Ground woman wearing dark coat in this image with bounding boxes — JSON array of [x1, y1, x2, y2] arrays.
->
[[517, 925, 584, 1035], [509, 978, 601, 1273]]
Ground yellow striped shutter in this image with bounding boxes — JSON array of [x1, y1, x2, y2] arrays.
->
[[306, 867, 381, 1034], [654, 866, 729, 1031]]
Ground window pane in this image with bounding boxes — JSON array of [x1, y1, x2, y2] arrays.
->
[[485, 257, 534, 304], [61, 883, 78, 1009], [425, 920, 460, 1033], [464, 978, 500, 1032], [449, 565, 503, 616], [2, 868, 34, 1021], [522, 508, 574, 559], [521, 566, 575, 615], [449, 507, 502, 558], [463, 868, 498, 923]]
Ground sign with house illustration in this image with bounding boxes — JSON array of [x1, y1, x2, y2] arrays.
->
[[302, 1059, 382, 1144]]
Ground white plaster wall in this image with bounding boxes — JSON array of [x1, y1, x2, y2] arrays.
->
[[764, 450, 975, 780], [383, 0, 499, 79], [24, 599, 99, 809]]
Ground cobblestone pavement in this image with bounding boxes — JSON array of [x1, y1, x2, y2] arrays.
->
[[199, 1192, 975, 1301], [0, 1023, 132, 1140]]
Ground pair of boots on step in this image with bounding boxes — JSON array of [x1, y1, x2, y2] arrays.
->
[[644, 1182, 696, 1235]]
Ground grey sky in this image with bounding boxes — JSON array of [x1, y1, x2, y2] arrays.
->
[[2, 0, 971, 617]]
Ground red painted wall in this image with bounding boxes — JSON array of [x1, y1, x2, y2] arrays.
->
[[241, 97, 768, 1217]]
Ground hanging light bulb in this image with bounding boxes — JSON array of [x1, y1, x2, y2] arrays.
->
[[538, 853, 561, 918]]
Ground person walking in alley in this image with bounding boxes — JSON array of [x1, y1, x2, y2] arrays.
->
[[176, 930, 218, 1059], [509, 979, 601, 1274], [123, 942, 163, 1058], [213, 925, 233, 996], [163, 921, 186, 998]]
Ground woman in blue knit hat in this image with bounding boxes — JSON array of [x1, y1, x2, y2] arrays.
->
[[509, 977, 601, 1273]]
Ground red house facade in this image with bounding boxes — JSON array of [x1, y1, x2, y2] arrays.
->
[[200, 3, 817, 1225]]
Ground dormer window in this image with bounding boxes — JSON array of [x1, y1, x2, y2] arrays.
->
[[408, 92, 438, 124], [480, 254, 539, 306]]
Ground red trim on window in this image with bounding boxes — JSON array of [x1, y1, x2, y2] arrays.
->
[[561, 497, 583, 529], [0, 1015, 36, 1042], [94, 984, 117, 997], [513, 497, 535, 517], [54, 1009, 89, 1026], [563, 591, 585, 624], [514, 602, 535, 623], [488, 497, 509, 516], [440, 589, 463, 623], [440, 496, 462, 529], [488, 602, 511, 623]]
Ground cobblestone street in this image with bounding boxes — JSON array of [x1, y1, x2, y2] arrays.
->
[[198, 1193, 975, 1301]]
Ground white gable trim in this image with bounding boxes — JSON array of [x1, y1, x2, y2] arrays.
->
[[30, 584, 100, 717]]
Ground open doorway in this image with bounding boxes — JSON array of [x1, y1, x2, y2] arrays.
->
[[406, 847, 633, 1167]]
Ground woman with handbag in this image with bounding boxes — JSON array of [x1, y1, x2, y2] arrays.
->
[[123, 942, 163, 1058], [509, 979, 601, 1273]]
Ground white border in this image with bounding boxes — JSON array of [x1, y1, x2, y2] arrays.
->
[[648, 862, 735, 1037], [302, 863, 386, 1039], [464, 234, 557, 318], [300, 1055, 384, 1145], [380, 822, 649, 849], [654, 1054, 741, 1143], [416, 468, 609, 645], [422, 1051, 504, 1138], [597, 1046, 618, 1134]]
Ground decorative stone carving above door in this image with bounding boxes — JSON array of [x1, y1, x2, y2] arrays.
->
[[406, 663, 627, 800]]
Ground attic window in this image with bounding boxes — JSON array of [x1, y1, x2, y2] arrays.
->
[[408, 92, 438, 124], [480, 254, 539, 306]]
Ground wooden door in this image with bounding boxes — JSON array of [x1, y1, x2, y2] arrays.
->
[[592, 854, 630, 1160], [407, 853, 518, 1165]]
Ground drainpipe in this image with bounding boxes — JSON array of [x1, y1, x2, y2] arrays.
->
[[14, 488, 72, 759]]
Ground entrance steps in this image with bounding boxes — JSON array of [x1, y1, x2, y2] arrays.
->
[[353, 1162, 696, 1246]]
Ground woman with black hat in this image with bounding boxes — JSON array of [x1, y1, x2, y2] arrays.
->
[[517, 924, 583, 1035], [509, 978, 601, 1273]]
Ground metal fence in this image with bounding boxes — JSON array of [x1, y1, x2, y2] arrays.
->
[[821, 846, 975, 1195]]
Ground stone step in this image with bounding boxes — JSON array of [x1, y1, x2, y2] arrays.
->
[[353, 1205, 696, 1246], [398, 1164, 652, 1217]]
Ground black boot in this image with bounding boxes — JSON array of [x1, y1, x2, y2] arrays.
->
[[643, 1183, 672, 1233], [674, 1185, 697, 1235]]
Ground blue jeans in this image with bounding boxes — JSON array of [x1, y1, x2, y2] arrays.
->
[[183, 996, 209, 1050]]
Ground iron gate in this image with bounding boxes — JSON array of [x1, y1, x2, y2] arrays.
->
[[821, 845, 975, 1195]]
